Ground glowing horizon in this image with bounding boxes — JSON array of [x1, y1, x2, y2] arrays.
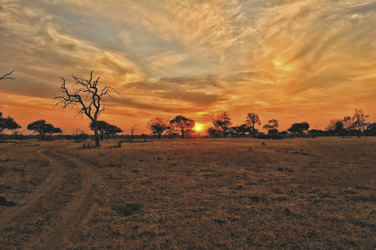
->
[[0, 0, 375, 134]]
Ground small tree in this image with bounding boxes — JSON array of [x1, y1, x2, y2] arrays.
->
[[263, 119, 279, 134], [246, 113, 261, 134], [0, 112, 21, 139], [27, 120, 61, 140], [147, 117, 170, 139], [170, 115, 195, 139], [351, 109, 369, 131], [288, 122, 309, 137], [89, 121, 123, 140], [106, 124, 123, 138], [211, 112, 232, 138], [128, 124, 138, 142], [0, 70, 15, 80], [55, 71, 117, 147]]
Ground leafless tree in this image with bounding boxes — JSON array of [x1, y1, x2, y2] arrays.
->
[[0, 70, 15, 80], [128, 124, 138, 143], [55, 71, 117, 147]]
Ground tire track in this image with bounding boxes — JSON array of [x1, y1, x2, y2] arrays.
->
[[42, 151, 100, 249], [0, 149, 65, 230]]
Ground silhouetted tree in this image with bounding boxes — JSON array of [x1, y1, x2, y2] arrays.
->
[[27, 120, 61, 140], [342, 116, 352, 130], [147, 117, 170, 139], [288, 122, 309, 137], [128, 124, 138, 142], [246, 113, 261, 135], [333, 121, 344, 136], [263, 119, 279, 134], [308, 129, 324, 138], [351, 109, 369, 131], [211, 112, 232, 138], [230, 124, 250, 137], [90, 121, 123, 140], [0, 70, 15, 80], [55, 71, 117, 147], [170, 115, 195, 139], [327, 119, 342, 131], [206, 127, 222, 138], [364, 123, 376, 136], [107, 124, 123, 138], [0, 112, 20, 139]]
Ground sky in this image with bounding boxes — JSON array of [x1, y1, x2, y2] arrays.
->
[[1, 0, 375, 134]]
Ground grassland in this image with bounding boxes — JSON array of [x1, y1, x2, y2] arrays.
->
[[0, 137, 375, 249]]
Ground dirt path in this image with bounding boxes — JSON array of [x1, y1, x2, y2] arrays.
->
[[0, 149, 65, 230], [41, 151, 100, 249], [0, 149, 101, 249]]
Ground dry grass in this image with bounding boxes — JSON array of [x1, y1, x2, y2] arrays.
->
[[1, 137, 376, 248]]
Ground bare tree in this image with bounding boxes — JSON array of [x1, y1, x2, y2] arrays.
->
[[55, 71, 117, 147], [0, 70, 15, 80], [128, 124, 138, 143]]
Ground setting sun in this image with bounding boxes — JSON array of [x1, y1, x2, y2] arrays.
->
[[194, 124, 203, 132]]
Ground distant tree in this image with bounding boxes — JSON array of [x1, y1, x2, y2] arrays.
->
[[246, 113, 261, 134], [128, 124, 138, 142], [211, 112, 232, 138], [27, 120, 61, 140], [55, 71, 117, 147], [263, 119, 279, 134], [89, 121, 123, 140], [351, 109, 369, 131], [342, 116, 352, 130], [67, 129, 89, 141], [0, 112, 21, 138], [308, 129, 322, 137], [333, 121, 344, 136], [364, 123, 376, 136], [0, 70, 15, 80], [147, 117, 170, 139], [288, 122, 309, 137], [107, 124, 123, 138], [170, 115, 195, 139], [327, 119, 342, 131], [206, 127, 222, 138], [230, 124, 250, 137]]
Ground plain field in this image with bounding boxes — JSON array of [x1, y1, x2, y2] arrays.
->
[[0, 137, 375, 248]]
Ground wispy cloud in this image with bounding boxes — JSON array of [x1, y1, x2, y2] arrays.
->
[[0, 0, 375, 131]]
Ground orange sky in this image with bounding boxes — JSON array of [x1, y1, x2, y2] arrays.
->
[[1, 0, 375, 134]]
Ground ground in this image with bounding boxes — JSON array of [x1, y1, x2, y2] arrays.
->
[[0, 137, 375, 249]]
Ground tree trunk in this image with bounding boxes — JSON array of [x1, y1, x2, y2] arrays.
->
[[181, 129, 185, 139], [93, 120, 101, 147], [158, 133, 161, 140]]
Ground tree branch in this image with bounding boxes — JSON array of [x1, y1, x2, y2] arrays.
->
[[0, 70, 15, 80]]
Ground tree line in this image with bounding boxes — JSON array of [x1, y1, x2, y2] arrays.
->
[[1, 71, 375, 145]]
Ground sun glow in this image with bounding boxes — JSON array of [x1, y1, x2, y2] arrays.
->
[[194, 124, 203, 132]]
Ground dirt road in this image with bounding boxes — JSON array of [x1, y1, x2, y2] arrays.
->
[[0, 149, 101, 249]]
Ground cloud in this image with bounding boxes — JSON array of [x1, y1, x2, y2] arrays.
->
[[1, 0, 376, 132]]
